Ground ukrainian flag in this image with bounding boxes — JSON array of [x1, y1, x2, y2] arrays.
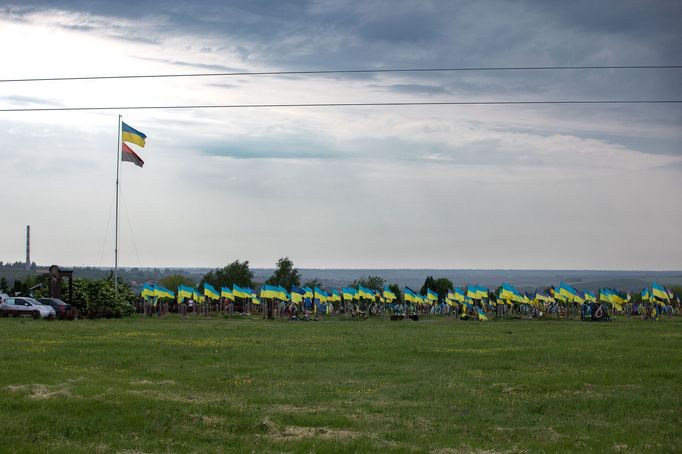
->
[[277, 285, 289, 301], [358, 285, 374, 299], [141, 283, 156, 300], [331, 289, 341, 302], [466, 286, 477, 300], [221, 287, 234, 301], [652, 282, 669, 302], [260, 284, 278, 299], [177, 285, 193, 303], [454, 288, 466, 302], [314, 287, 328, 303], [477, 307, 488, 321], [427, 289, 439, 302], [383, 286, 396, 302], [121, 122, 147, 148], [641, 288, 650, 302], [155, 286, 174, 299], [291, 286, 305, 303], [203, 283, 220, 300], [404, 287, 417, 303], [233, 284, 248, 299]]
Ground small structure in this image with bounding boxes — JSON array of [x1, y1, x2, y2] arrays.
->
[[48, 265, 74, 304]]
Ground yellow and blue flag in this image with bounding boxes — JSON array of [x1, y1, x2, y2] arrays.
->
[[291, 286, 305, 303], [141, 283, 155, 300], [652, 282, 669, 302], [121, 122, 147, 148], [203, 283, 220, 300], [221, 286, 234, 301], [383, 286, 396, 302], [404, 287, 417, 303]]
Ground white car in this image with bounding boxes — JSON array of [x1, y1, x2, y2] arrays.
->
[[0, 297, 57, 319]]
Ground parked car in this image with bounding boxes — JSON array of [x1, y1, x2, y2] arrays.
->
[[0, 297, 56, 319], [37, 298, 77, 320]]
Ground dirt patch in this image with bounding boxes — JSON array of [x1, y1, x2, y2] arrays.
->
[[275, 425, 361, 440], [190, 414, 226, 427], [126, 389, 238, 406], [266, 404, 330, 415], [6, 383, 78, 400], [129, 379, 176, 385], [431, 447, 519, 454], [258, 417, 363, 441]]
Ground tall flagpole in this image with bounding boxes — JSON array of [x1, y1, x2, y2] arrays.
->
[[115, 115, 122, 297]]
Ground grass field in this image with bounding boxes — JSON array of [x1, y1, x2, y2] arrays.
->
[[1, 315, 680, 453]]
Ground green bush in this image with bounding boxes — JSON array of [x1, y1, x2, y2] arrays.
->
[[64, 278, 135, 318]]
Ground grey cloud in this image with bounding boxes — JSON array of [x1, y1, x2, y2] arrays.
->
[[0, 95, 60, 106], [198, 133, 556, 167], [372, 83, 450, 95], [136, 56, 246, 73]]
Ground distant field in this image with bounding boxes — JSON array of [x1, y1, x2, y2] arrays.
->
[[1, 316, 680, 453]]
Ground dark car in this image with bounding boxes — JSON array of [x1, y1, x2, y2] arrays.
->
[[37, 298, 77, 320]]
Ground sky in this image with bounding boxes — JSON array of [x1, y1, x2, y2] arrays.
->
[[1, 0, 681, 270]]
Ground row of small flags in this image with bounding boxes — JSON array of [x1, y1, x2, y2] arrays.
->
[[140, 281, 677, 309]]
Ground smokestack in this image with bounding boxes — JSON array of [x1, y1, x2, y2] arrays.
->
[[26, 225, 30, 271]]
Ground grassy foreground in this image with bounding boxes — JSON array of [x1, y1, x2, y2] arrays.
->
[[1, 316, 680, 453]]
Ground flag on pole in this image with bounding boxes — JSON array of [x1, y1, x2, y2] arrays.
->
[[121, 142, 144, 167], [121, 122, 147, 147]]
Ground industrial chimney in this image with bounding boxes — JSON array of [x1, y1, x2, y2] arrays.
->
[[26, 225, 30, 271]]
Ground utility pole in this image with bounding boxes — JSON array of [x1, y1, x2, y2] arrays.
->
[[25, 225, 30, 271]]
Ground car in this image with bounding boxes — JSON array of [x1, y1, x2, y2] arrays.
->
[[37, 298, 77, 320], [0, 297, 56, 319]]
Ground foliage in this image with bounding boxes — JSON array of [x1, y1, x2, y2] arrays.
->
[[266, 257, 301, 289], [420, 276, 453, 300], [0, 277, 8, 293], [63, 278, 135, 317], [159, 274, 195, 292], [388, 283, 402, 301], [9, 274, 48, 298], [303, 278, 322, 289], [200, 260, 254, 290], [352, 275, 384, 291]]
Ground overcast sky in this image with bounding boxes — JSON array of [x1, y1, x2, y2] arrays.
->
[[1, 1, 681, 270]]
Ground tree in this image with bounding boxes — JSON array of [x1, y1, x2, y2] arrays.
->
[[160, 274, 195, 292], [303, 278, 322, 289], [388, 283, 402, 302], [0, 277, 8, 293], [200, 260, 254, 289], [420, 276, 436, 295], [11, 278, 24, 295], [420, 276, 453, 301], [352, 275, 384, 291], [266, 257, 301, 289], [62, 278, 135, 317]]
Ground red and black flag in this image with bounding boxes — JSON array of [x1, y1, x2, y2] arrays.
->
[[121, 142, 144, 168]]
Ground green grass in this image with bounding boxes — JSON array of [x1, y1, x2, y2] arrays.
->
[[0, 315, 680, 453]]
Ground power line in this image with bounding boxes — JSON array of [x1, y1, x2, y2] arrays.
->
[[0, 100, 680, 112], [1, 65, 680, 83]]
